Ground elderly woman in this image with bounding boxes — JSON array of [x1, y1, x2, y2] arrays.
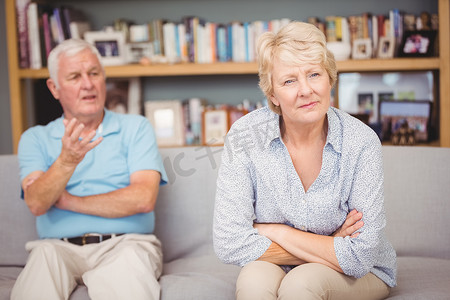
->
[[213, 21, 396, 299]]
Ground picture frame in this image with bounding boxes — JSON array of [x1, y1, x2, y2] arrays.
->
[[202, 109, 229, 145], [352, 38, 372, 59], [105, 77, 142, 115], [377, 36, 395, 59], [144, 100, 185, 146], [84, 30, 127, 66], [379, 100, 431, 142], [125, 42, 154, 64], [398, 30, 437, 57], [357, 93, 374, 123], [378, 92, 394, 102]]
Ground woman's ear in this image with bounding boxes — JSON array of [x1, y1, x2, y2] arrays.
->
[[270, 95, 279, 107], [46, 78, 60, 100]]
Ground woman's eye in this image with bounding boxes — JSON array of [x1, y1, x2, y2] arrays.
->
[[309, 73, 320, 78], [284, 79, 295, 85]]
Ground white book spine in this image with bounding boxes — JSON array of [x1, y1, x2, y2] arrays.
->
[[27, 3, 42, 69]]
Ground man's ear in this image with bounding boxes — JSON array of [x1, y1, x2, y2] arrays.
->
[[46, 78, 60, 100]]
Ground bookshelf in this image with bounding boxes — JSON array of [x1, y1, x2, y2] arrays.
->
[[5, 0, 450, 153]]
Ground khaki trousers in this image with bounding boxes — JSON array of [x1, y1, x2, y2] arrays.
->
[[11, 234, 163, 300], [236, 261, 391, 300]]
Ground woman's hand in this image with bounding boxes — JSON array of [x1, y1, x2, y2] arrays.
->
[[332, 209, 364, 238], [253, 223, 281, 241]]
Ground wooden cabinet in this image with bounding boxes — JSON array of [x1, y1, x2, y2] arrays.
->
[[5, 0, 450, 152]]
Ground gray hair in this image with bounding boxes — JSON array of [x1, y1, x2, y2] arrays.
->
[[47, 39, 104, 89]]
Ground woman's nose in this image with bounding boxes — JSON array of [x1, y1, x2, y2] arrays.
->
[[297, 79, 313, 97]]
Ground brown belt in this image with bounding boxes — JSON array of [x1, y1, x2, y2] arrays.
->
[[62, 233, 124, 246]]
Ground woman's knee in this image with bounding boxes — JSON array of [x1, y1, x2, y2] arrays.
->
[[236, 261, 285, 300], [278, 263, 335, 299]]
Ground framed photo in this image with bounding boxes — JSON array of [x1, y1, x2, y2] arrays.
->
[[377, 37, 395, 58], [398, 30, 437, 57], [202, 109, 229, 146], [125, 42, 154, 64], [144, 100, 185, 146], [378, 92, 394, 102], [357, 93, 374, 123], [105, 77, 142, 115], [379, 100, 431, 142], [352, 39, 372, 59], [84, 30, 127, 66]]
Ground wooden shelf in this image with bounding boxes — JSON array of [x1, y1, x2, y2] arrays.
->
[[336, 57, 440, 72], [17, 57, 441, 79], [6, 0, 450, 152]]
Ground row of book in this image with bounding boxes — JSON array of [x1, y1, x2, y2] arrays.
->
[[116, 17, 291, 64], [112, 10, 439, 63], [16, 0, 90, 69], [16, 0, 439, 69]]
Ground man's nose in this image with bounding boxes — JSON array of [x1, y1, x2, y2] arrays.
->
[[81, 74, 94, 89]]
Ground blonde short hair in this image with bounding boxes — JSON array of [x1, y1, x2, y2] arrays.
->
[[257, 21, 337, 115]]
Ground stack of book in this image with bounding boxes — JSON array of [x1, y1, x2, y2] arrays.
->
[[16, 0, 90, 69]]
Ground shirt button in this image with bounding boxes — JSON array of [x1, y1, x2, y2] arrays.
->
[[302, 200, 306, 204]]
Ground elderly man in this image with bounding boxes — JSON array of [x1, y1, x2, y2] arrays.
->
[[11, 39, 167, 300]]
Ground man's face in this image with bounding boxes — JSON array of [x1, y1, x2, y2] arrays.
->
[[47, 49, 106, 121]]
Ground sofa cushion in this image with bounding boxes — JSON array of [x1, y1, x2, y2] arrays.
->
[[0, 267, 22, 300], [155, 146, 223, 263], [0, 155, 37, 266], [160, 254, 240, 300], [382, 146, 450, 260], [386, 256, 450, 299]]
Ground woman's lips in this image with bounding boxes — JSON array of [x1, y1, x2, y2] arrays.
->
[[300, 101, 318, 109]]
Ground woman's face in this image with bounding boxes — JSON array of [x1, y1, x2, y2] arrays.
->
[[270, 57, 332, 127]]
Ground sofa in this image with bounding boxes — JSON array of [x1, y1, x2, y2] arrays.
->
[[1, 145, 450, 299]]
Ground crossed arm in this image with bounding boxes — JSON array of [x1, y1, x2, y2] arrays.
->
[[254, 209, 363, 273], [22, 118, 161, 218]]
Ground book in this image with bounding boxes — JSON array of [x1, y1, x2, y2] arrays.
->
[[216, 24, 227, 62], [231, 21, 245, 62], [42, 12, 53, 61], [325, 16, 337, 42], [16, 0, 31, 68], [27, 2, 41, 69], [177, 23, 188, 62], [69, 21, 91, 40], [52, 7, 66, 44], [162, 21, 178, 63]]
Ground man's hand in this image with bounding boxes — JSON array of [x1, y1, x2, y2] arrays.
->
[[59, 118, 102, 167], [332, 209, 364, 238], [22, 118, 102, 216]]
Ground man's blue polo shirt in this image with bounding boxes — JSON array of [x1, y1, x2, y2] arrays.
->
[[18, 110, 168, 239]]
